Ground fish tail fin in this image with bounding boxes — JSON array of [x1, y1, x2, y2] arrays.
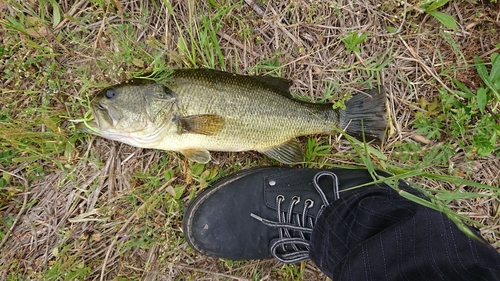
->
[[339, 87, 388, 142]]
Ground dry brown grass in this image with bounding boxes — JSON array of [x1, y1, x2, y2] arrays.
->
[[1, 0, 499, 280]]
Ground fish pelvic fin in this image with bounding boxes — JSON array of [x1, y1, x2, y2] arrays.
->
[[339, 87, 388, 142], [260, 139, 304, 164], [177, 114, 224, 136], [180, 149, 211, 163]]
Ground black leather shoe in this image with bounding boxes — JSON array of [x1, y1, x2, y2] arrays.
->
[[182, 167, 382, 263]]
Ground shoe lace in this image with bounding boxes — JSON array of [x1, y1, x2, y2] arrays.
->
[[250, 171, 340, 263]]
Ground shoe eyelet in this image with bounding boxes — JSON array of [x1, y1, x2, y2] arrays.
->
[[276, 195, 285, 202], [291, 196, 300, 204], [269, 180, 276, 186], [305, 199, 314, 208]]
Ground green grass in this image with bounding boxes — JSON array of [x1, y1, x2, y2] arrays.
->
[[1, 0, 499, 280]]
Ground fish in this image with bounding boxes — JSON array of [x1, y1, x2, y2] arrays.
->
[[78, 69, 388, 164]]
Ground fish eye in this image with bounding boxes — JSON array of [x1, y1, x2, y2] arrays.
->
[[105, 88, 117, 100]]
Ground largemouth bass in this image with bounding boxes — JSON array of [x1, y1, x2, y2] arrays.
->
[[79, 69, 387, 164]]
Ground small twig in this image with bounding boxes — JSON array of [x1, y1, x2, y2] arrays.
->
[[99, 208, 137, 281], [478, 46, 500, 59], [244, 1, 304, 49], [398, 35, 455, 95], [268, 6, 301, 46], [497, 1, 500, 22], [93, 2, 113, 52], [485, 106, 500, 125], [218, 31, 260, 57], [243, 0, 264, 16], [175, 264, 251, 281], [54, 0, 89, 32], [0, 169, 29, 250], [396, 0, 408, 33], [99, 182, 170, 281]]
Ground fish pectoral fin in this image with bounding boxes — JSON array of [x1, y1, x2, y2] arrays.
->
[[180, 149, 211, 163], [259, 139, 304, 164], [178, 114, 224, 136]]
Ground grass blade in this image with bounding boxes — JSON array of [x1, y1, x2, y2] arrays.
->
[[475, 55, 500, 99], [427, 11, 457, 29]]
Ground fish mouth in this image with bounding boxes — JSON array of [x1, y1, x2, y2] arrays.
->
[[76, 100, 114, 135], [91, 100, 121, 128]]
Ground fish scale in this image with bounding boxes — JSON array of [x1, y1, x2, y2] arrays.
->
[[79, 69, 387, 164]]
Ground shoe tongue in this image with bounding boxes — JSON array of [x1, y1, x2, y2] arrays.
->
[[263, 169, 336, 218]]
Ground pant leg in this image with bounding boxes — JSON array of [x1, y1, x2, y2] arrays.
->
[[308, 182, 500, 281]]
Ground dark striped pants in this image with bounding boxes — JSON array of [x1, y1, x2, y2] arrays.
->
[[309, 182, 500, 280]]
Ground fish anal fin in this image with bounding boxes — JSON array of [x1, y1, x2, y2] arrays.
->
[[178, 114, 224, 135], [260, 139, 304, 164], [180, 149, 211, 163]]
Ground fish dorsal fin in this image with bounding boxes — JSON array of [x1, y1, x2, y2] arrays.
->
[[187, 69, 292, 92], [249, 75, 293, 97], [177, 114, 224, 136], [174, 69, 294, 98], [180, 149, 211, 163], [259, 139, 304, 164]]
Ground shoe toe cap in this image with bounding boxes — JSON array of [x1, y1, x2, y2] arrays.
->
[[183, 169, 277, 260]]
